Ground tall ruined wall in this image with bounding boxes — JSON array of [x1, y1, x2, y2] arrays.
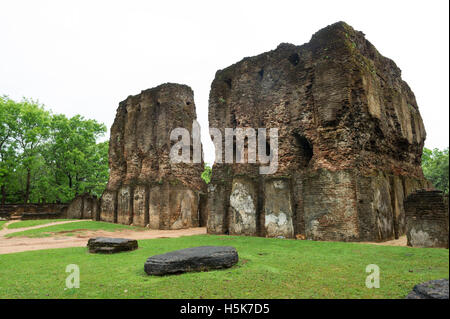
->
[[207, 22, 431, 241], [100, 83, 206, 229]]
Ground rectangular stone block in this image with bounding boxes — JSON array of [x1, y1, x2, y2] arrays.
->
[[229, 177, 257, 236], [149, 185, 163, 229], [132, 185, 148, 227], [390, 175, 405, 238], [198, 193, 208, 227], [303, 169, 359, 241], [82, 197, 93, 219], [356, 172, 395, 241], [100, 191, 117, 223], [117, 186, 132, 225], [66, 197, 83, 219], [206, 184, 229, 234], [264, 179, 294, 238], [169, 188, 198, 230]]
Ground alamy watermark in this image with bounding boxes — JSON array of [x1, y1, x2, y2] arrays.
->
[[65, 264, 80, 289], [170, 121, 279, 174], [365, 264, 380, 288]]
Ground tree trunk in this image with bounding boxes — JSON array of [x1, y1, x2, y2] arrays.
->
[[1, 184, 5, 205], [25, 168, 31, 204]]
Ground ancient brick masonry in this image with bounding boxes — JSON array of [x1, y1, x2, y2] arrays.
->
[[66, 193, 100, 220], [405, 190, 449, 248], [207, 22, 431, 241], [100, 83, 206, 229]]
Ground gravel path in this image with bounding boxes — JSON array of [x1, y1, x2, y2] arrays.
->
[[0, 219, 86, 237], [0, 219, 207, 254]]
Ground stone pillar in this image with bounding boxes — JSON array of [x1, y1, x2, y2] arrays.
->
[[198, 193, 208, 227], [229, 178, 258, 236], [66, 194, 99, 220], [117, 186, 133, 225], [263, 179, 294, 238], [206, 183, 229, 234], [66, 196, 83, 219], [100, 191, 117, 223], [149, 185, 163, 229], [132, 185, 148, 227], [303, 170, 359, 241]]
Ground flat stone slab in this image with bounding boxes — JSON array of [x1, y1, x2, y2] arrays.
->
[[87, 237, 138, 254], [144, 246, 238, 275], [406, 279, 449, 299]]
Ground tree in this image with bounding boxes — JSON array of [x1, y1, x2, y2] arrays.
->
[[0, 96, 20, 204], [422, 147, 449, 194], [201, 165, 212, 184], [0, 97, 109, 204], [13, 99, 51, 203], [44, 114, 108, 201]]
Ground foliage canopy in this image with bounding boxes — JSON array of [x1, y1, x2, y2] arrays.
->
[[0, 96, 109, 204]]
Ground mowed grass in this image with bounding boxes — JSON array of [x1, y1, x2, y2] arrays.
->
[[6, 219, 76, 229], [0, 235, 447, 299], [0, 221, 7, 230], [5, 221, 145, 238]]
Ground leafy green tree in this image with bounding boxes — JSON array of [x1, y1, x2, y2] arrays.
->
[[201, 165, 212, 184], [0, 96, 21, 204], [43, 114, 108, 201], [0, 97, 109, 204], [422, 147, 449, 194], [13, 99, 51, 203]]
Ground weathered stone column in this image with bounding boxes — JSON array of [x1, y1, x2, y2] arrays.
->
[[66, 193, 99, 220]]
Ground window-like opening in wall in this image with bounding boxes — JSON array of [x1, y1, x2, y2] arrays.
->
[[288, 53, 300, 66], [224, 78, 232, 89], [294, 133, 313, 167], [258, 69, 264, 80], [233, 139, 237, 162]]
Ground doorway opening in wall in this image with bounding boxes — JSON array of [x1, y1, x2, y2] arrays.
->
[[293, 133, 313, 167]]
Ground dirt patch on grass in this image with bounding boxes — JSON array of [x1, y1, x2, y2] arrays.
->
[[0, 225, 207, 254], [360, 236, 408, 247], [0, 220, 86, 237]]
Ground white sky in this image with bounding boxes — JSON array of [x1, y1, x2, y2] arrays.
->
[[1, 0, 448, 165]]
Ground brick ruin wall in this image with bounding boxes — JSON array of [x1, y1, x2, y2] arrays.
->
[[0, 204, 68, 220], [405, 190, 449, 248], [206, 22, 431, 242], [66, 193, 100, 220], [99, 83, 207, 229]]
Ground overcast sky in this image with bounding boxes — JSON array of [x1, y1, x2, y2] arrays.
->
[[1, 0, 448, 164]]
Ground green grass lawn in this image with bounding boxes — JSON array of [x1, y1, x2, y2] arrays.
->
[[6, 219, 76, 229], [0, 235, 447, 299], [5, 221, 145, 238], [0, 220, 7, 230]]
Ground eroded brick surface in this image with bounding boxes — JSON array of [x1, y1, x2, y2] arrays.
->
[[207, 22, 430, 241], [405, 190, 449, 248], [100, 84, 206, 229]]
